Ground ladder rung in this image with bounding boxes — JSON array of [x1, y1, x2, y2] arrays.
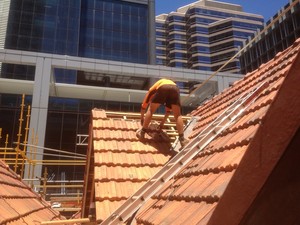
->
[[226, 107, 235, 113], [182, 147, 191, 152], [212, 120, 222, 125], [211, 123, 219, 127], [150, 177, 166, 183], [131, 195, 145, 202], [198, 129, 214, 137], [131, 196, 138, 201], [196, 133, 207, 139], [217, 117, 232, 126]]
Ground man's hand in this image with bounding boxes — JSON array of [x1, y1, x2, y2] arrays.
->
[[158, 123, 164, 130], [140, 108, 146, 126]]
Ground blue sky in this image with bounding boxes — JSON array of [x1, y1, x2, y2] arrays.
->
[[156, 0, 289, 21]]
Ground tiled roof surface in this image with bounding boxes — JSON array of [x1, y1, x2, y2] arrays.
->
[[88, 110, 178, 222], [0, 160, 63, 224], [135, 39, 300, 225]]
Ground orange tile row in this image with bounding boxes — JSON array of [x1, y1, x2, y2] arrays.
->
[[94, 151, 169, 166], [93, 118, 140, 131], [94, 139, 170, 153], [94, 165, 163, 182]]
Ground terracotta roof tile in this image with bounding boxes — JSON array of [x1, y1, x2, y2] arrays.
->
[[0, 160, 64, 224], [138, 200, 217, 225], [82, 110, 175, 222], [135, 38, 300, 224], [92, 108, 107, 119]]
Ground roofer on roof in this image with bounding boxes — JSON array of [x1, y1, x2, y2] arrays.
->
[[136, 78, 189, 148]]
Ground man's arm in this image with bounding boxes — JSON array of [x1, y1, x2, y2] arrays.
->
[[140, 85, 158, 125]]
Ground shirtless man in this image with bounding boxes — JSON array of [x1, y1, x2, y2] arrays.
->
[[136, 78, 189, 147]]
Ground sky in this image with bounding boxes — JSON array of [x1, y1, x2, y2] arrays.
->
[[155, 0, 289, 21]]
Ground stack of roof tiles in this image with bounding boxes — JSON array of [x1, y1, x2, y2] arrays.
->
[[0, 160, 64, 224], [83, 110, 174, 222]]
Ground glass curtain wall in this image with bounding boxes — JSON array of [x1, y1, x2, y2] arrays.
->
[[79, 0, 148, 64], [0, 0, 150, 181]]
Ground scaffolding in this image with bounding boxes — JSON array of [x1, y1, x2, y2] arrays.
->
[[0, 94, 84, 217]]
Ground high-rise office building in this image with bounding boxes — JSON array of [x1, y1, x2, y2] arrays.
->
[[0, 0, 155, 180], [240, 0, 300, 74], [155, 0, 264, 73]]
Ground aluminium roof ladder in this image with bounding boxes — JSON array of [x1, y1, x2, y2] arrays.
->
[[100, 80, 269, 225]]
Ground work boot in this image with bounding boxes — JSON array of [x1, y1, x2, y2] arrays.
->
[[179, 136, 189, 148], [136, 128, 145, 140]]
